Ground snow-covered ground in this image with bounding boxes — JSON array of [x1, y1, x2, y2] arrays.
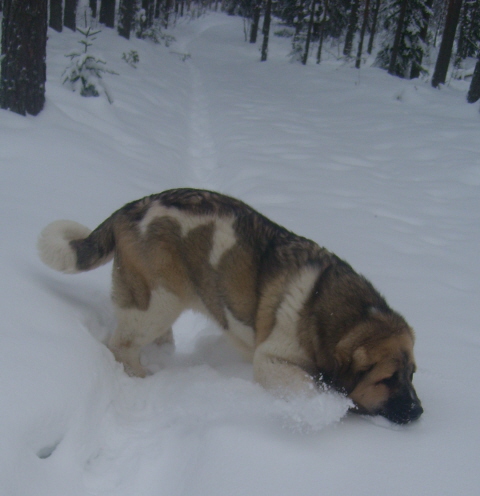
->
[[1, 12, 479, 496]]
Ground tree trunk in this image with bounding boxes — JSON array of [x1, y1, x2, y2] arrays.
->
[[64, 0, 78, 31], [431, 0, 463, 88], [355, 0, 370, 68], [90, 0, 98, 18], [143, 0, 155, 28], [100, 0, 116, 28], [303, 0, 317, 65], [50, 0, 63, 32], [410, 0, 433, 79], [388, 0, 408, 76], [0, 0, 48, 116], [260, 0, 272, 61], [343, 0, 361, 57], [250, 1, 261, 43], [467, 57, 480, 103], [118, 0, 135, 39], [367, 0, 381, 54], [316, 0, 328, 64]]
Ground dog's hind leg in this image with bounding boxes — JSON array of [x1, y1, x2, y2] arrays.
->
[[109, 287, 184, 377]]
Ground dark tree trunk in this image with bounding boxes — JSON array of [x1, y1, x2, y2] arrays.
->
[[143, 0, 155, 28], [343, 0, 361, 57], [100, 0, 116, 28], [90, 0, 98, 18], [467, 57, 480, 103], [355, 0, 371, 68], [302, 0, 317, 65], [388, 0, 408, 76], [250, 1, 261, 43], [50, 0, 63, 32], [0, 0, 48, 116], [155, 0, 162, 18], [431, 0, 463, 88], [316, 0, 329, 64], [164, 0, 172, 28], [118, 0, 135, 39], [367, 0, 381, 54], [260, 0, 272, 61], [410, 0, 433, 79], [64, 0, 78, 31]]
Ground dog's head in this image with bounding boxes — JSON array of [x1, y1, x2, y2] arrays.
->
[[332, 313, 423, 424]]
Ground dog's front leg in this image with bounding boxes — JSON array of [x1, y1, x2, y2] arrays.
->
[[253, 342, 317, 398]]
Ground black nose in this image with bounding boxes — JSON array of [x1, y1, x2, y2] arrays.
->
[[380, 389, 424, 424], [408, 401, 424, 422]]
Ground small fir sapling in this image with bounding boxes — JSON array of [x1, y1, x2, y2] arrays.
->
[[63, 27, 118, 103]]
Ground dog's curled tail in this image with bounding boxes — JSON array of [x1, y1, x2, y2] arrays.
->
[[38, 217, 115, 274]]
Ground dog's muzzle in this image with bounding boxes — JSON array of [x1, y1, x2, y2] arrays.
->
[[380, 384, 423, 424]]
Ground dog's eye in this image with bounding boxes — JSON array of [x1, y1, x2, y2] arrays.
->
[[378, 374, 397, 388]]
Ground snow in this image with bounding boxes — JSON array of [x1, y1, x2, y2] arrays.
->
[[1, 12, 479, 496]]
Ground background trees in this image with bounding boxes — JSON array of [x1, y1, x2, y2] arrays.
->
[[0, 0, 48, 116], [1, 0, 480, 117]]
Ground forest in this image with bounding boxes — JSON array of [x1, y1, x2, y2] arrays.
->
[[1, 0, 480, 115]]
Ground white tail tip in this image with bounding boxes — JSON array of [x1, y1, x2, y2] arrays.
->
[[37, 220, 92, 274]]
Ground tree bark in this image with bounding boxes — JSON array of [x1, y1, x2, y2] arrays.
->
[[467, 57, 480, 103], [90, 0, 98, 18], [355, 0, 371, 68], [261, 0, 272, 61], [431, 0, 463, 88], [100, 0, 116, 28], [316, 0, 328, 64], [250, 1, 261, 43], [410, 0, 433, 79], [367, 0, 381, 54], [64, 0, 78, 31], [118, 0, 135, 39], [303, 0, 317, 65], [388, 0, 408, 76], [0, 0, 48, 116], [50, 0, 63, 32], [343, 0, 361, 57]]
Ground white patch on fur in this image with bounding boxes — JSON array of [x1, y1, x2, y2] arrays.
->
[[37, 220, 91, 274], [253, 266, 321, 395], [139, 201, 214, 237], [109, 286, 185, 376], [209, 217, 236, 267]]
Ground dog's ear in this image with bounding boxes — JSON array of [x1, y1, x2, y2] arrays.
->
[[333, 336, 357, 392], [352, 346, 368, 368]]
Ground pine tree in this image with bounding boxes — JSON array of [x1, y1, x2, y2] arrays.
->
[[0, 0, 48, 116], [261, 0, 273, 61], [376, 0, 431, 79], [64, 0, 78, 31], [467, 56, 480, 103], [100, 0, 116, 28], [367, 0, 382, 54], [343, 0, 360, 57], [355, 0, 371, 68], [250, 0, 262, 43], [431, 0, 463, 87], [303, 0, 318, 64], [90, 0, 98, 18], [456, 0, 480, 62], [50, 0, 63, 32], [119, 0, 137, 39], [316, 0, 329, 64]]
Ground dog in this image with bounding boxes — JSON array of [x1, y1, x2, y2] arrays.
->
[[38, 188, 423, 424]]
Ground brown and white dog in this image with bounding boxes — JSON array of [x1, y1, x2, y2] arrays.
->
[[38, 189, 423, 424]]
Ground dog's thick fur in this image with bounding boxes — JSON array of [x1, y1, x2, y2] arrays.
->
[[38, 189, 423, 424]]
